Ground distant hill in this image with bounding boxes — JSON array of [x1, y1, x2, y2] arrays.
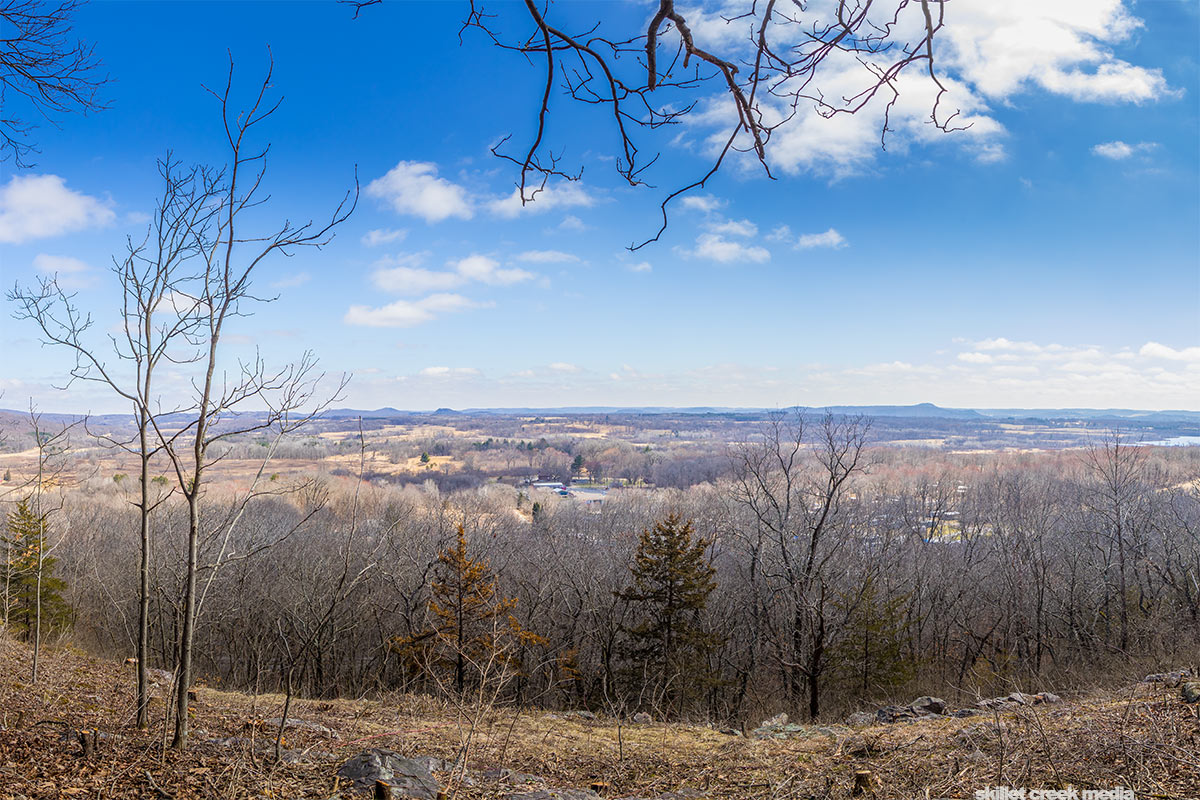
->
[[2, 403, 1196, 427], [975, 408, 1200, 422], [793, 402, 985, 420]]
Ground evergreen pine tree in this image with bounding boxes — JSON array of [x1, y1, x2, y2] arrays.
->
[[832, 576, 914, 699], [2, 498, 72, 640], [619, 513, 720, 716], [393, 526, 544, 694]]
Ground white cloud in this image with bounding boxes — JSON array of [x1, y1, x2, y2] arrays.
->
[[558, 215, 588, 232], [516, 249, 580, 263], [795, 228, 847, 249], [629, 261, 652, 273], [372, 265, 465, 295], [1091, 140, 1157, 160], [366, 161, 473, 223], [939, 1, 1173, 104], [687, 233, 770, 263], [370, 252, 536, 294], [974, 143, 1008, 164], [361, 227, 407, 246], [452, 254, 534, 285], [974, 337, 1054, 353], [549, 362, 580, 373], [766, 225, 793, 243], [33, 253, 90, 274], [1139, 342, 1200, 363], [271, 271, 311, 289], [958, 352, 994, 364], [344, 293, 487, 327], [419, 366, 481, 377], [680, 194, 724, 212], [33, 254, 94, 288], [0, 174, 115, 243], [707, 218, 757, 237], [682, 1, 1172, 179], [488, 182, 594, 218], [760, 61, 1006, 177]]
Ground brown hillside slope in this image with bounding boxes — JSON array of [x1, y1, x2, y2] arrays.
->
[[0, 637, 1197, 799]]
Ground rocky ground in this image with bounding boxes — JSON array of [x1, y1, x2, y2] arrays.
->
[[1, 637, 1197, 799]]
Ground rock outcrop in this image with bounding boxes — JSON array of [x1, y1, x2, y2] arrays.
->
[[336, 749, 441, 799]]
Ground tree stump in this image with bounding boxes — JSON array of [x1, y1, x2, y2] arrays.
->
[[851, 769, 873, 796]]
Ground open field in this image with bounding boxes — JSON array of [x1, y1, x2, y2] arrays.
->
[[2, 406, 1197, 494]]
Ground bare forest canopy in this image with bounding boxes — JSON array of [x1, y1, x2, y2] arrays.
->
[[4, 414, 1200, 731]]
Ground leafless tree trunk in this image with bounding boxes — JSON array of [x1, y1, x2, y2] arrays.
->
[[10, 156, 218, 727], [146, 55, 355, 750]]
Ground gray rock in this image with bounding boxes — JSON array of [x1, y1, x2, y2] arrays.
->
[[336, 749, 441, 799], [1181, 681, 1200, 704], [718, 726, 742, 736], [976, 697, 1010, 710], [760, 712, 788, 727], [1143, 668, 1192, 687], [950, 708, 984, 718], [563, 710, 597, 721], [845, 711, 876, 727], [407, 755, 451, 774], [631, 711, 653, 724], [909, 696, 946, 715], [148, 668, 174, 685], [875, 705, 919, 723], [1034, 692, 1061, 705]]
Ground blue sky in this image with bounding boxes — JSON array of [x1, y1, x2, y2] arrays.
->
[[1, 0, 1197, 413]]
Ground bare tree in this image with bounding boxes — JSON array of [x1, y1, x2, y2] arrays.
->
[[0, 0, 108, 165], [10, 157, 219, 728], [349, 0, 963, 247], [10, 53, 355, 747], [146, 56, 355, 750], [17, 405, 76, 683], [731, 410, 871, 719], [1080, 429, 1151, 653]]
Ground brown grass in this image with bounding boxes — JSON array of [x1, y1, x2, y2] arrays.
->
[[0, 635, 1197, 799]]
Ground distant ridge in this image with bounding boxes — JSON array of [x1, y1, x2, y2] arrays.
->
[[792, 402, 984, 420], [3, 403, 1197, 424]]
